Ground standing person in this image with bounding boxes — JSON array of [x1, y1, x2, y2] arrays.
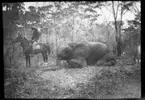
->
[[31, 27, 41, 50], [133, 43, 141, 64]]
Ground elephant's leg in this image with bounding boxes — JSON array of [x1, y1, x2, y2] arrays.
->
[[68, 59, 80, 68], [68, 58, 87, 68], [95, 60, 104, 66], [60, 60, 69, 68], [77, 57, 87, 67]]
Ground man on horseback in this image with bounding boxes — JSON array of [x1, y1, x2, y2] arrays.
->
[[13, 28, 50, 67], [31, 27, 41, 50]]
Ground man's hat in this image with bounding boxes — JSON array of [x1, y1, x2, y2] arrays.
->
[[31, 27, 37, 30]]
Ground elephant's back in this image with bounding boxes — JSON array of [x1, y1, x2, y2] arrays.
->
[[87, 42, 108, 65], [72, 42, 90, 59]]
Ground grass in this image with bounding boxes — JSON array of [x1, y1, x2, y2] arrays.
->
[[4, 56, 141, 99]]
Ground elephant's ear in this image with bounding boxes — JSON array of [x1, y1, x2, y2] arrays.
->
[[65, 47, 73, 57]]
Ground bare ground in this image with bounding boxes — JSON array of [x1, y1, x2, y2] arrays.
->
[[4, 56, 141, 99]]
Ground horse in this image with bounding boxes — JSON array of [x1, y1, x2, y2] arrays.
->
[[13, 34, 51, 67]]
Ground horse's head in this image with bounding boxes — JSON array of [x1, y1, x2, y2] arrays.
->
[[31, 27, 37, 32], [13, 34, 23, 43]]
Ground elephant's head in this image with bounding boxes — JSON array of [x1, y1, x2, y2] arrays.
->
[[56, 46, 73, 66]]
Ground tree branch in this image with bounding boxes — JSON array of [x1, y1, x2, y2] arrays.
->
[[122, 10, 128, 16], [132, 5, 140, 14], [134, 2, 140, 13], [104, 5, 113, 14], [100, 8, 107, 22], [130, 7, 136, 15], [115, 1, 120, 20], [112, 1, 116, 20], [112, 1, 118, 37]]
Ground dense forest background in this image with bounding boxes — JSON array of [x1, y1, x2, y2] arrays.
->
[[3, 2, 140, 66]]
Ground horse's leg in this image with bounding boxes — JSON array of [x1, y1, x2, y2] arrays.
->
[[42, 52, 45, 62], [25, 54, 31, 67], [44, 53, 46, 62], [46, 52, 48, 62], [25, 55, 29, 67], [28, 55, 31, 67], [25, 55, 27, 67], [45, 54, 47, 62], [44, 52, 47, 62]]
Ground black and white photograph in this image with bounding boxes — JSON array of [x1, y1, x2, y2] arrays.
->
[[3, 1, 141, 99]]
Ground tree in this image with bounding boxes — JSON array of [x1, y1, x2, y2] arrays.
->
[[3, 3, 25, 67], [101, 1, 137, 56], [123, 11, 141, 50], [3, 3, 24, 38]]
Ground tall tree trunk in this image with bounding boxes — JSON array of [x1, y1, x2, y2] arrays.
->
[[53, 17, 57, 55], [106, 24, 110, 46], [72, 16, 74, 41], [118, 2, 124, 55], [117, 38, 122, 56], [112, 1, 122, 56], [112, 1, 118, 55]]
